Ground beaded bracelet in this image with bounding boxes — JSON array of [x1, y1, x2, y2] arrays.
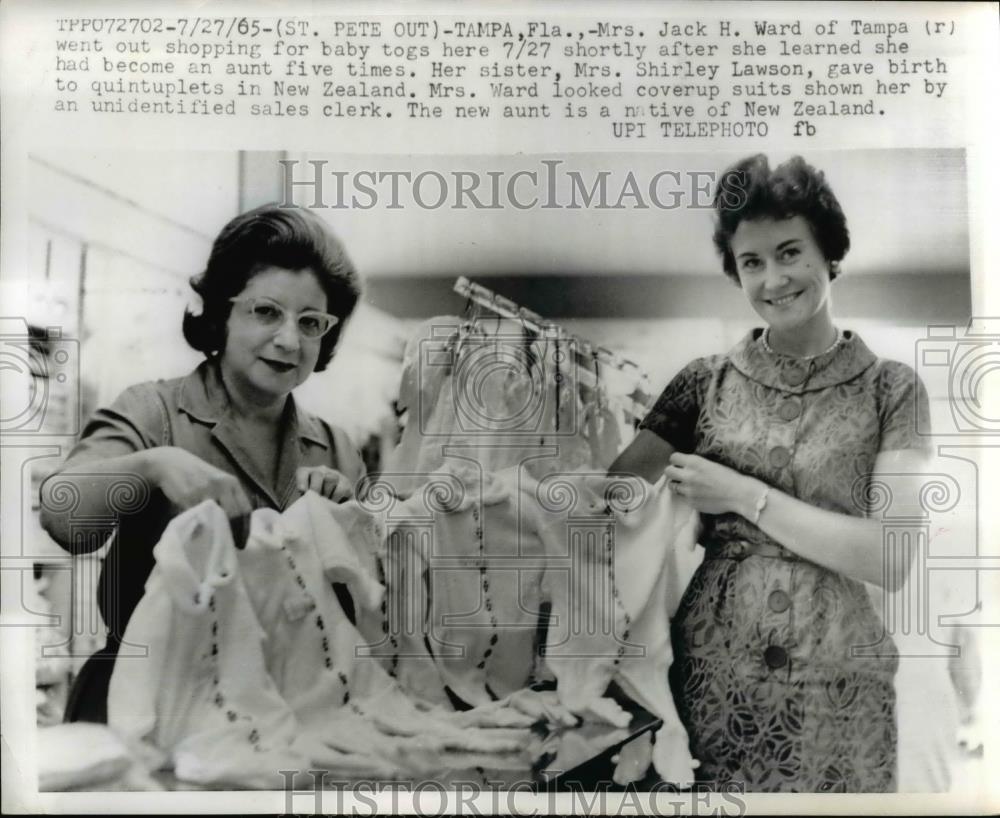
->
[[751, 486, 771, 526]]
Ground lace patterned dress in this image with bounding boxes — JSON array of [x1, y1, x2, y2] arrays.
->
[[639, 329, 930, 792]]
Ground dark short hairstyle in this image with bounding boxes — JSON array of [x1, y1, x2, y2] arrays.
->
[[712, 154, 850, 284], [183, 204, 361, 371]]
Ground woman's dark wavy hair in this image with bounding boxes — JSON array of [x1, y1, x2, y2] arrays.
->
[[182, 204, 361, 372], [712, 154, 850, 285]]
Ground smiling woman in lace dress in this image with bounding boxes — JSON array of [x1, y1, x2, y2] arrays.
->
[[610, 154, 931, 792]]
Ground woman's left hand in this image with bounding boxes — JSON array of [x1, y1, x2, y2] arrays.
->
[[663, 453, 754, 516], [295, 466, 355, 503]]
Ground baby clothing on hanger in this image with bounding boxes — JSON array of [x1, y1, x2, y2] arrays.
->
[[389, 317, 609, 490], [583, 400, 625, 470], [451, 317, 546, 475], [372, 514, 453, 707], [385, 316, 465, 497], [379, 462, 547, 707], [523, 337, 592, 480]]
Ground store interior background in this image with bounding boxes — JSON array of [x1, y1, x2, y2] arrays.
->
[[25, 148, 971, 446], [21, 148, 983, 790]]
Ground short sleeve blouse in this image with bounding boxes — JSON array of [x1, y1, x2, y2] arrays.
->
[[48, 360, 365, 642]]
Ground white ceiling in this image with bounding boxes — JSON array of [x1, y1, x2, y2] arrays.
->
[[34, 148, 969, 281]]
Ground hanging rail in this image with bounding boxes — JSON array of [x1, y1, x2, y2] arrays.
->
[[453, 276, 653, 420]]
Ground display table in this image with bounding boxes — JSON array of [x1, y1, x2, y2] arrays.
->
[[127, 706, 663, 793]]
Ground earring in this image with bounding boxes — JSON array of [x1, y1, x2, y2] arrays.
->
[[829, 260, 840, 277]]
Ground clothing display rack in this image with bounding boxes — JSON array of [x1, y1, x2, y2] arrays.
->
[[453, 276, 653, 422]]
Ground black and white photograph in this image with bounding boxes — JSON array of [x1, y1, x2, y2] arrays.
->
[[1, 2, 997, 815]]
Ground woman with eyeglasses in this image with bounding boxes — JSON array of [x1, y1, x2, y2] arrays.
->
[[40, 204, 365, 723]]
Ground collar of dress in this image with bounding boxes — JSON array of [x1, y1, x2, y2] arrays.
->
[[727, 328, 878, 393], [177, 359, 328, 448]]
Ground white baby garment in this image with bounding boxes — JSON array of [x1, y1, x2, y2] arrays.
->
[[107, 500, 310, 789], [237, 491, 533, 776], [380, 462, 547, 707], [533, 472, 699, 784]]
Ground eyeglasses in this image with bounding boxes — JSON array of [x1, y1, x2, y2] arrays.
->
[[229, 296, 339, 340]]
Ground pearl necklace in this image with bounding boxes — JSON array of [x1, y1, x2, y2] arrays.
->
[[762, 328, 843, 361]]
